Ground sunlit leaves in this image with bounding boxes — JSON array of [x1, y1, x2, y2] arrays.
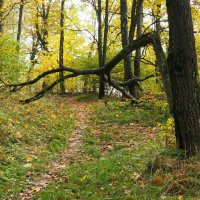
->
[[0, 34, 26, 82]]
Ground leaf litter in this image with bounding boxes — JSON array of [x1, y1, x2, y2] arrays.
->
[[18, 96, 94, 200]]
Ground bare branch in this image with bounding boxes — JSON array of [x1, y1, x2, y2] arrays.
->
[[116, 74, 155, 87], [9, 66, 103, 92], [20, 74, 76, 104], [104, 76, 137, 102], [8, 32, 155, 103]]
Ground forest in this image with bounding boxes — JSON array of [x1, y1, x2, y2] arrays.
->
[[0, 0, 200, 199]]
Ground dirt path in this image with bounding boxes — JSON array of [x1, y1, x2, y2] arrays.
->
[[19, 97, 94, 200]]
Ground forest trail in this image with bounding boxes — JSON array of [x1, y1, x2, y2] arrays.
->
[[19, 96, 96, 200]]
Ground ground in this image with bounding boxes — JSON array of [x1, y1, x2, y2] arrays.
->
[[0, 93, 200, 200]]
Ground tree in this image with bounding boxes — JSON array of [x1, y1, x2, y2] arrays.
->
[[35, 0, 52, 52], [134, 0, 143, 79], [167, 0, 200, 155], [120, 0, 144, 98], [85, 0, 111, 98], [4, 0, 200, 157], [102, 0, 109, 96], [59, 0, 66, 94], [120, 0, 135, 96], [97, 0, 104, 98], [133, 0, 143, 98], [8, 32, 153, 102], [0, 0, 3, 33], [17, 0, 24, 43]]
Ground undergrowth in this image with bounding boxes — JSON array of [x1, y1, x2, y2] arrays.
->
[[0, 93, 75, 199], [1, 93, 200, 199], [36, 94, 200, 200]]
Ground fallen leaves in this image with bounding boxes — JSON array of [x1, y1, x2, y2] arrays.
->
[[81, 175, 87, 181], [25, 156, 33, 163], [152, 176, 165, 185], [15, 132, 23, 139], [131, 172, 141, 181]]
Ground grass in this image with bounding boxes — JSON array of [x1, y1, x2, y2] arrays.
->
[[76, 93, 98, 102], [34, 95, 184, 199], [0, 93, 75, 199], [1, 93, 200, 199], [91, 97, 171, 127]]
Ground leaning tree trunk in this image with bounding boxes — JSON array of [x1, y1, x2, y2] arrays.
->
[[167, 0, 200, 155], [151, 32, 173, 111]]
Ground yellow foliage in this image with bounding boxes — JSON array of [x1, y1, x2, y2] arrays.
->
[[81, 175, 87, 181], [25, 156, 33, 162]]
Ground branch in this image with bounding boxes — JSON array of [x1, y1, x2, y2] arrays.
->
[[116, 74, 155, 87], [20, 74, 77, 104], [104, 32, 153, 74], [9, 67, 103, 92], [0, 78, 7, 85], [104, 76, 137, 102], [8, 32, 155, 103]]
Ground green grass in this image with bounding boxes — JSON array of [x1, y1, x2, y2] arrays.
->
[[37, 143, 200, 200], [36, 145, 164, 200], [76, 93, 98, 102], [35, 95, 200, 200], [37, 139, 192, 200], [35, 96, 174, 199], [1, 93, 200, 199], [91, 98, 171, 127], [0, 94, 75, 199]]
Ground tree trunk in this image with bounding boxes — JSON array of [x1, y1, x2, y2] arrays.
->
[[120, 0, 135, 97], [35, 0, 52, 52], [129, 0, 143, 42], [133, 0, 143, 98], [134, 2, 143, 78], [97, 0, 105, 99], [151, 32, 173, 111], [59, 0, 66, 94], [17, 0, 24, 43], [0, 0, 4, 33], [129, 0, 137, 42], [167, 0, 200, 155], [30, 35, 39, 69], [102, 0, 109, 68], [101, 0, 109, 98]]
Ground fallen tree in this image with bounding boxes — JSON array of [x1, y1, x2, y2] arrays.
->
[[8, 32, 158, 103], [4, 31, 174, 107]]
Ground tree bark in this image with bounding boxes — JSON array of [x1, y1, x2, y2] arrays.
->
[[151, 32, 173, 111], [120, 0, 135, 96], [35, 0, 52, 52], [134, 1, 143, 78], [97, 0, 105, 99], [59, 0, 66, 94], [129, 0, 143, 42], [0, 0, 4, 33], [17, 0, 24, 43], [129, 0, 137, 42], [167, 0, 200, 155], [102, 0, 109, 68], [30, 35, 39, 68]]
